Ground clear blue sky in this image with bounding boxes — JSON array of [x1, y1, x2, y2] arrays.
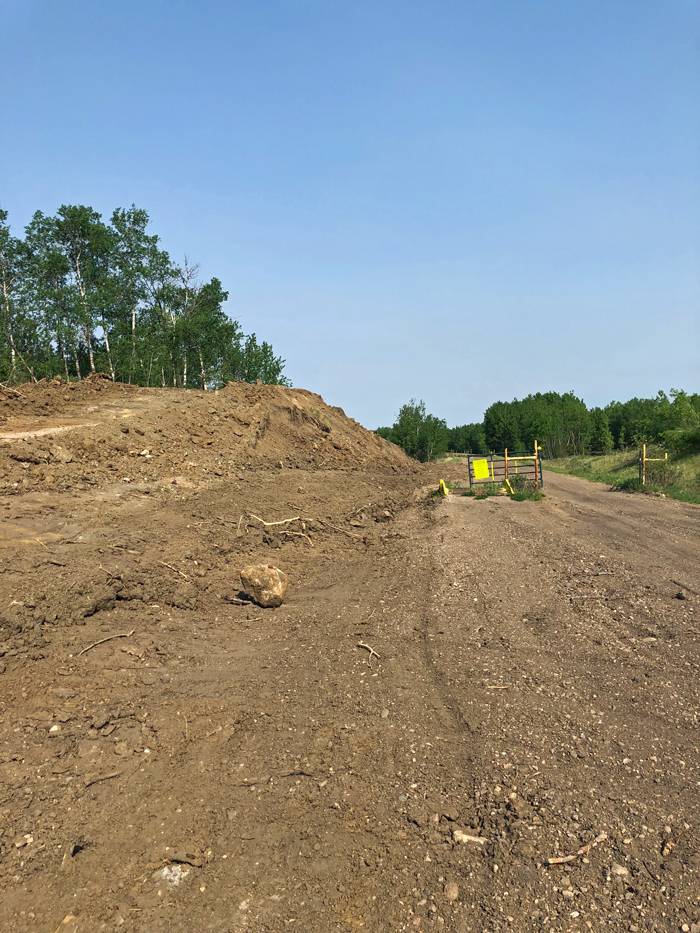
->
[[2, 0, 698, 427]]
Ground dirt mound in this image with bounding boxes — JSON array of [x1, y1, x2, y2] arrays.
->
[[0, 377, 414, 496]]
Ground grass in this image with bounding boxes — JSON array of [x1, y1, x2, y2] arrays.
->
[[544, 448, 700, 505], [457, 480, 544, 502]]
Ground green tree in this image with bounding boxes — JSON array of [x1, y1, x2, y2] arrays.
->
[[589, 408, 614, 453], [0, 209, 37, 383], [417, 414, 449, 461], [1, 202, 290, 390], [376, 399, 447, 461]]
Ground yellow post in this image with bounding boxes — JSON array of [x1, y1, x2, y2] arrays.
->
[[534, 439, 539, 488]]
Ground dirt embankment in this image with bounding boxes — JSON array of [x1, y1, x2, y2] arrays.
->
[[1, 382, 699, 933], [0, 374, 414, 496]]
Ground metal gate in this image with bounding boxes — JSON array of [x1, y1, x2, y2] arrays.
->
[[466, 442, 543, 490]]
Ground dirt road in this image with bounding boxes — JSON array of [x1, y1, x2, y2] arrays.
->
[[1, 386, 698, 933]]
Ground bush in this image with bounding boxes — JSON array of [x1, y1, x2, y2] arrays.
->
[[511, 489, 544, 501], [615, 478, 645, 492]]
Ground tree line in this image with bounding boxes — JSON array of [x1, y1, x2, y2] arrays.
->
[[0, 204, 289, 389], [377, 390, 700, 461]]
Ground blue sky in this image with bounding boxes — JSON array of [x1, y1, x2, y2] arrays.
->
[[1, 0, 698, 427]]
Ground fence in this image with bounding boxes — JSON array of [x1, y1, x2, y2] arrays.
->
[[467, 441, 543, 490], [639, 444, 669, 486]]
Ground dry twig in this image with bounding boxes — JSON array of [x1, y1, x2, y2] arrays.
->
[[84, 770, 122, 788], [158, 560, 189, 579], [357, 641, 380, 660], [249, 513, 300, 527], [77, 630, 135, 657], [320, 519, 362, 538], [547, 831, 607, 865], [280, 530, 314, 546], [354, 609, 376, 625]]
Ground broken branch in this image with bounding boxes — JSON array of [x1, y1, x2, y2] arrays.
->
[[158, 560, 189, 579], [77, 630, 135, 657], [357, 641, 380, 660], [249, 513, 300, 527], [547, 831, 607, 865], [280, 530, 314, 546], [84, 770, 122, 788], [319, 519, 362, 538]]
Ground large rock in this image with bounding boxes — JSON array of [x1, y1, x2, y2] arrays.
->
[[240, 564, 288, 608]]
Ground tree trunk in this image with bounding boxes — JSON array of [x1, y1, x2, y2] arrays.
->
[[129, 303, 138, 384], [198, 347, 207, 389], [102, 316, 116, 381], [75, 256, 96, 372]]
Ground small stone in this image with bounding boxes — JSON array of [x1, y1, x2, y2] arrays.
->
[[444, 882, 459, 902], [240, 564, 288, 608], [611, 863, 628, 876], [453, 830, 486, 845], [51, 445, 73, 463], [381, 709, 390, 718], [570, 911, 579, 918]]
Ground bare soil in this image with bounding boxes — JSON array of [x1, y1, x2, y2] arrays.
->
[[0, 380, 699, 933]]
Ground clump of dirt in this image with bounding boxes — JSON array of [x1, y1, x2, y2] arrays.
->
[[0, 376, 415, 496]]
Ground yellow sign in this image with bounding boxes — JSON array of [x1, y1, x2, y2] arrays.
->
[[472, 458, 490, 480], [438, 479, 449, 496]]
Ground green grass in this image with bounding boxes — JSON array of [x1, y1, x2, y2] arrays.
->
[[544, 449, 700, 504]]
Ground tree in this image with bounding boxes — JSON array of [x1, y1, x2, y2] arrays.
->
[[0, 203, 290, 389], [375, 399, 447, 461], [589, 408, 614, 453], [417, 414, 448, 461], [0, 209, 37, 382]]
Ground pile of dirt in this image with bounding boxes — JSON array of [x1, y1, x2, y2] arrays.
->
[[0, 376, 415, 496]]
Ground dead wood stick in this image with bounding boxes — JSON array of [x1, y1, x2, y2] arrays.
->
[[357, 641, 380, 660], [547, 831, 607, 865], [672, 579, 698, 595], [77, 630, 135, 657], [158, 559, 189, 579], [280, 530, 314, 546], [485, 685, 510, 689], [249, 513, 300, 527], [570, 595, 624, 601], [320, 519, 362, 538], [354, 608, 376, 625], [84, 770, 122, 788]]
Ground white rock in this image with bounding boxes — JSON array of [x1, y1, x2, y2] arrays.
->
[[240, 564, 288, 608], [453, 829, 487, 845], [444, 882, 459, 902]]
